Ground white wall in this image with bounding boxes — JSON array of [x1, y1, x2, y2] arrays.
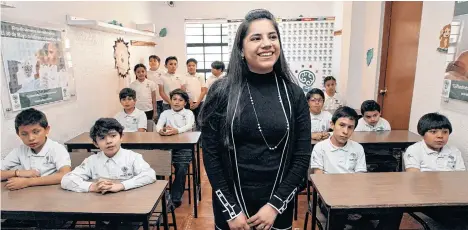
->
[[1, 1, 157, 155], [151, 1, 336, 70], [410, 1, 468, 166]]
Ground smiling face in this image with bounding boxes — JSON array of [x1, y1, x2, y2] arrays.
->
[[242, 19, 281, 74]]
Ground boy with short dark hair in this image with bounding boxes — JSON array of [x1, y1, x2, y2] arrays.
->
[[185, 58, 206, 129], [159, 56, 187, 111], [61, 118, 156, 193], [156, 89, 195, 208], [403, 113, 466, 228], [148, 55, 165, 121], [1, 108, 71, 190], [206, 61, 225, 89], [306, 88, 332, 141], [114, 88, 147, 132], [355, 100, 391, 132]]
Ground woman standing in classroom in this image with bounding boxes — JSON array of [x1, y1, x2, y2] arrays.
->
[[199, 9, 311, 230]]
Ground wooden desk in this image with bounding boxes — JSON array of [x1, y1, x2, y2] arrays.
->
[[1, 180, 169, 230], [309, 172, 468, 230], [65, 131, 202, 218]]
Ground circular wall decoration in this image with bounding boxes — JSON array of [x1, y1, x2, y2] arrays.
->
[[113, 38, 130, 78]]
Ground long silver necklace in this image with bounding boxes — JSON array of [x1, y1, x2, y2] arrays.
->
[[246, 73, 290, 151]]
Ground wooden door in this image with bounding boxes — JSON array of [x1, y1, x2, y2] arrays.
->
[[377, 1, 423, 130]]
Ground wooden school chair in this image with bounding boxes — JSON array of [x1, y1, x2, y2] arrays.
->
[[70, 151, 93, 169], [138, 150, 177, 230], [147, 120, 155, 132]]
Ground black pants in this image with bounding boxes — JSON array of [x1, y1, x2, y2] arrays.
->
[[190, 101, 203, 130], [155, 101, 164, 123], [144, 110, 154, 120], [162, 103, 171, 111], [213, 194, 294, 230], [171, 149, 192, 205]]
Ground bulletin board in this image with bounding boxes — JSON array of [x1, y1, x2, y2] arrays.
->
[[226, 17, 336, 93], [0, 18, 77, 119]]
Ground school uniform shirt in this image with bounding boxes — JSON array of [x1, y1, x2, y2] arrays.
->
[[310, 137, 367, 174], [159, 72, 187, 104], [185, 73, 206, 102], [114, 108, 148, 132], [206, 73, 224, 90], [403, 141, 466, 172], [310, 111, 332, 133], [155, 108, 195, 134], [61, 148, 156, 192], [147, 69, 165, 101], [129, 79, 157, 112], [355, 117, 391, 132], [1, 138, 71, 176], [323, 92, 345, 111]]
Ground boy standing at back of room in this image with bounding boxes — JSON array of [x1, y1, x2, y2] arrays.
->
[[156, 89, 195, 208], [206, 61, 225, 90], [185, 58, 206, 129], [159, 56, 187, 111], [403, 113, 466, 228], [355, 100, 391, 132], [114, 88, 147, 132], [1, 108, 71, 190], [147, 55, 165, 121], [61, 118, 156, 193]]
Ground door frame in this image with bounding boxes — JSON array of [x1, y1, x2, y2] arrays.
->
[[377, 1, 393, 111]]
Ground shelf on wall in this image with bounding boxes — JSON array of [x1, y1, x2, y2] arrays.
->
[[66, 15, 155, 37], [1, 1, 15, 8]]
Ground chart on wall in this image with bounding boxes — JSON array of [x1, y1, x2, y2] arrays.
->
[[1, 21, 72, 111], [441, 1, 468, 103], [226, 17, 336, 93]]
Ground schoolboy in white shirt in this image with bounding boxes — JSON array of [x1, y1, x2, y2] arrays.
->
[[185, 58, 207, 130], [61, 118, 156, 193], [307, 88, 332, 141], [355, 100, 391, 132], [1, 108, 71, 190], [403, 112, 467, 228], [147, 55, 165, 121], [206, 61, 225, 90], [156, 89, 194, 208], [114, 88, 147, 132], [158, 56, 187, 111]]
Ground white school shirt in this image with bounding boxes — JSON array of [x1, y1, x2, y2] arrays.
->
[[185, 73, 206, 102], [310, 111, 332, 133], [206, 73, 224, 90], [355, 117, 391, 132], [114, 108, 148, 132], [159, 73, 187, 104], [147, 69, 164, 101], [60, 148, 156, 192], [403, 141, 466, 172], [323, 92, 345, 111], [310, 137, 367, 174], [1, 138, 71, 176], [155, 108, 195, 134], [129, 79, 157, 112]]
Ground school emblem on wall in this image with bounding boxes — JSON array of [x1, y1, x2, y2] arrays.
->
[[113, 38, 130, 78], [298, 69, 316, 93]]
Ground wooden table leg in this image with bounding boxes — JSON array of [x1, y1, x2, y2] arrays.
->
[[312, 190, 317, 230], [192, 145, 198, 218]]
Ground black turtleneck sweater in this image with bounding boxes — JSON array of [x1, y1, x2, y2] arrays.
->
[[233, 71, 291, 199]]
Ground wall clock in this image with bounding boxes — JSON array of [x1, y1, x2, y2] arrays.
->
[[113, 38, 130, 78]]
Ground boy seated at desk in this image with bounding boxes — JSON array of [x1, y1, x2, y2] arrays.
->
[[156, 89, 194, 208], [114, 88, 148, 132], [61, 118, 156, 193], [355, 100, 391, 132], [1, 108, 71, 190], [307, 88, 332, 141], [403, 113, 467, 228], [311, 106, 401, 230], [355, 100, 395, 172]]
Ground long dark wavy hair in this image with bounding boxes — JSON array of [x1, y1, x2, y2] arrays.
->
[[199, 9, 296, 148]]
